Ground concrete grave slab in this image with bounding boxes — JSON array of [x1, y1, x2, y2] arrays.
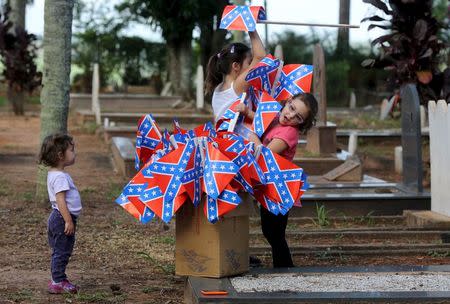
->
[[185, 265, 450, 303]]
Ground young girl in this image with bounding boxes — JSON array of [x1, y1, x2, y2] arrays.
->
[[205, 30, 266, 121], [38, 133, 81, 294], [249, 93, 318, 267]]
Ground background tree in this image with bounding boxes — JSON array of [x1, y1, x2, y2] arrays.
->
[[8, 0, 25, 30], [0, 5, 41, 115], [36, 0, 75, 202], [117, 0, 199, 101], [117, 0, 229, 102], [336, 0, 350, 57], [361, 0, 449, 103]]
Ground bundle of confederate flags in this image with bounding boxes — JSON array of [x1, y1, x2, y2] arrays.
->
[[114, 5, 314, 224], [114, 55, 312, 225]]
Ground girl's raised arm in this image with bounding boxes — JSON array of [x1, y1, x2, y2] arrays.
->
[[234, 30, 266, 95]]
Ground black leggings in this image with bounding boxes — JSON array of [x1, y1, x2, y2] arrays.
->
[[260, 207, 294, 268]]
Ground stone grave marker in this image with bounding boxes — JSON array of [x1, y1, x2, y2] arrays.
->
[[400, 84, 423, 192]]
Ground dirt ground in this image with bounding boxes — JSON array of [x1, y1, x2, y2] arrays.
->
[[0, 113, 443, 304]]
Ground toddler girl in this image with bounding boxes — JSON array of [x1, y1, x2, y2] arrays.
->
[[38, 133, 81, 294]]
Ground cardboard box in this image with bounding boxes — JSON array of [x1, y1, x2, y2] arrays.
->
[[175, 195, 251, 278]]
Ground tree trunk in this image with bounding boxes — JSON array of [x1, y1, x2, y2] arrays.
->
[[336, 0, 350, 56], [167, 40, 192, 102], [7, 86, 25, 115], [36, 0, 75, 204], [9, 0, 26, 31]]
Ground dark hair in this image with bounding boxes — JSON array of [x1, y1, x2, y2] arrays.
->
[[38, 133, 74, 167], [205, 42, 251, 95], [283, 93, 318, 134]]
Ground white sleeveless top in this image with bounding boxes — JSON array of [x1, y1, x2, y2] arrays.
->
[[212, 82, 239, 122]]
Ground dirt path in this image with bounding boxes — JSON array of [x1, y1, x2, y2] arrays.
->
[[0, 114, 444, 304], [0, 114, 183, 303]]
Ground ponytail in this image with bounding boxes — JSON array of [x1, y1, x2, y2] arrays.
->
[[205, 42, 251, 95], [205, 53, 222, 95]]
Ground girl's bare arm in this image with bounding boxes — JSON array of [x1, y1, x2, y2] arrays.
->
[[234, 30, 266, 95], [55, 192, 75, 235]]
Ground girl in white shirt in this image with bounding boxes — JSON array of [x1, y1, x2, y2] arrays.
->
[[205, 30, 266, 121]]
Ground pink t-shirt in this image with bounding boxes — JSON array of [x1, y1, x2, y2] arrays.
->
[[262, 121, 299, 161]]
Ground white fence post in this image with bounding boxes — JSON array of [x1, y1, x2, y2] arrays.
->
[[91, 63, 101, 125], [428, 100, 450, 217]]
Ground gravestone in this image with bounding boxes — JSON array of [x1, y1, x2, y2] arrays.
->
[[196, 65, 204, 110], [306, 44, 337, 155], [91, 63, 101, 125], [400, 84, 423, 192]]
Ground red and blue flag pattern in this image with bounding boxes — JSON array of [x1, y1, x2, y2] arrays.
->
[[252, 92, 282, 137], [272, 64, 313, 101], [135, 114, 162, 170], [245, 54, 282, 94], [115, 114, 309, 223], [219, 5, 266, 32]]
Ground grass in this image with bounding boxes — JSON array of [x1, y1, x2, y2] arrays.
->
[[356, 211, 376, 226], [81, 121, 99, 134], [0, 95, 40, 106], [106, 182, 125, 202], [137, 251, 175, 275], [0, 178, 10, 196], [155, 235, 175, 246], [328, 112, 401, 130], [6, 289, 34, 302], [64, 291, 128, 303], [312, 203, 330, 228]]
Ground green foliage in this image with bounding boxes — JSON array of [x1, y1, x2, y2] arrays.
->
[[71, 2, 167, 91], [427, 250, 450, 258], [362, 0, 448, 102], [269, 30, 389, 106], [356, 211, 376, 226], [6, 289, 33, 302], [137, 251, 175, 275], [64, 291, 128, 303], [0, 5, 42, 93], [312, 203, 330, 227]]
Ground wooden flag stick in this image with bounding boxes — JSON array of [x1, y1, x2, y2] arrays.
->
[[258, 20, 359, 29]]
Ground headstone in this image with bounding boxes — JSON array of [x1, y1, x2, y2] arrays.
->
[[380, 94, 397, 120], [348, 131, 357, 155], [379, 98, 389, 120], [395, 146, 403, 174], [196, 65, 204, 110], [349, 91, 356, 109], [161, 82, 172, 96], [274, 44, 283, 61], [420, 105, 427, 129], [400, 84, 423, 192], [91, 63, 101, 125]]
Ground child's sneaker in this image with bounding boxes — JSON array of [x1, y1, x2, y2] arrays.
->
[[48, 279, 78, 294]]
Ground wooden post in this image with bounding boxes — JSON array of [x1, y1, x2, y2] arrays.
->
[[306, 44, 337, 155], [92, 63, 101, 125], [313, 44, 327, 126]]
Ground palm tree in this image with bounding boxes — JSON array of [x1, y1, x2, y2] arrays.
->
[[36, 0, 75, 202]]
